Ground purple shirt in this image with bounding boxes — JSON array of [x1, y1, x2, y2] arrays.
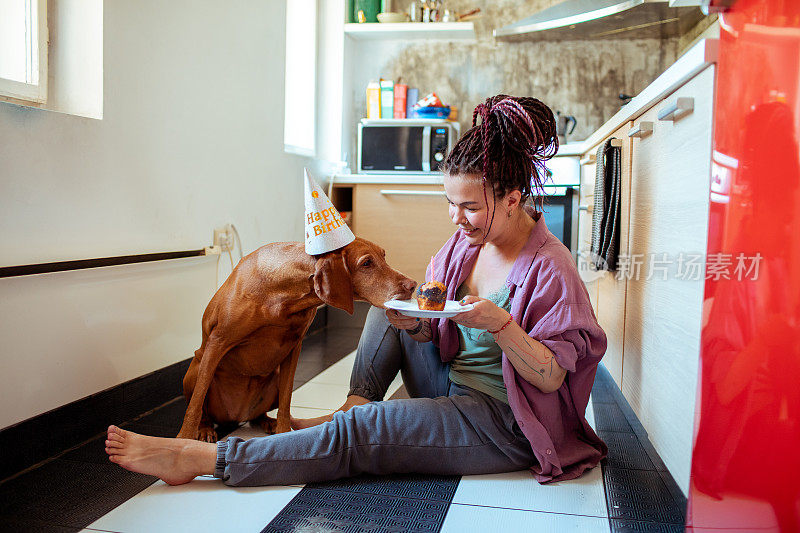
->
[[428, 210, 608, 483]]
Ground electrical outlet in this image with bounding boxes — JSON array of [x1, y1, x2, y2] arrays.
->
[[213, 227, 234, 252]]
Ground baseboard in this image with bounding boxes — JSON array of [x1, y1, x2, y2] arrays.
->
[[0, 357, 191, 483]]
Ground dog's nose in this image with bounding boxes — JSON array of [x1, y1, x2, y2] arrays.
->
[[402, 278, 417, 294]]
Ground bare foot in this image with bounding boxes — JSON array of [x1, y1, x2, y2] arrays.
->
[[105, 425, 217, 485], [290, 395, 371, 430]]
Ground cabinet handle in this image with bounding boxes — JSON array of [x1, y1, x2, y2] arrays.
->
[[657, 97, 694, 121], [379, 189, 446, 196], [628, 121, 654, 138], [580, 139, 623, 165], [579, 204, 594, 213]]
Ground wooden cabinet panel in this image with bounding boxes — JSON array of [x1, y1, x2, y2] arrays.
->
[[577, 155, 600, 314], [352, 184, 455, 284], [622, 65, 715, 494], [592, 122, 633, 390]]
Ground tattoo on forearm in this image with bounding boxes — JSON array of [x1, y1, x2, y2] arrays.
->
[[407, 320, 423, 335], [420, 321, 432, 338], [506, 345, 546, 382], [410, 320, 432, 340], [508, 335, 553, 366]]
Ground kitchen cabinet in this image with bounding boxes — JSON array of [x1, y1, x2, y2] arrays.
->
[[571, 39, 717, 496], [622, 65, 714, 494], [577, 57, 715, 495], [349, 183, 455, 284]]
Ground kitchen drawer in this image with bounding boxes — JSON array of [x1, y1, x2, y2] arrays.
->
[[623, 65, 715, 494], [353, 184, 455, 284]]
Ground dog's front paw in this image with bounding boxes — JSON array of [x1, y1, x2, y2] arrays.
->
[[251, 414, 278, 435], [197, 425, 218, 442]]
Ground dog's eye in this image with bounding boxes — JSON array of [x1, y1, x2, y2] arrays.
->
[[361, 258, 373, 268]]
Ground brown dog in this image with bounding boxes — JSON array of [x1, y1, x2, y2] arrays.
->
[[177, 237, 416, 442]]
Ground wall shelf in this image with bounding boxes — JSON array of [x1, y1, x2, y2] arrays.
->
[[344, 22, 475, 41]]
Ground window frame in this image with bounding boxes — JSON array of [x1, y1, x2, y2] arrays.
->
[[0, 0, 48, 104], [283, 0, 317, 157]]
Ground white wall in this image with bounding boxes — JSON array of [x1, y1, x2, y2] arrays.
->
[[0, 0, 309, 428]]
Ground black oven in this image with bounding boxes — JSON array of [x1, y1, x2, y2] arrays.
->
[[538, 187, 579, 260]]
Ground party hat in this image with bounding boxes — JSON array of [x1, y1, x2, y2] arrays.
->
[[304, 168, 355, 255]]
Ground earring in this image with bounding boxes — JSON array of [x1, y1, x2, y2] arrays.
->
[[507, 210, 513, 218]]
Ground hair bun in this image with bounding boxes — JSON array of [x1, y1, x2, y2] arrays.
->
[[444, 94, 558, 214]]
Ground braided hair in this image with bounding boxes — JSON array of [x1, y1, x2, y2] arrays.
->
[[441, 95, 558, 234]]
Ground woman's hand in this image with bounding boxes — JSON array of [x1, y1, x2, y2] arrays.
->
[[386, 309, 432, 341], [386, 309, 423, 331], [450, 295, 510, 331]]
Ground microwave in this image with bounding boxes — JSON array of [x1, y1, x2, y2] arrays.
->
[[357, 119, 460, 174]]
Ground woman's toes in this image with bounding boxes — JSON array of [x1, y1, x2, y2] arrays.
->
[[106, 439, 123, 449], [108, 425, 127, 439]]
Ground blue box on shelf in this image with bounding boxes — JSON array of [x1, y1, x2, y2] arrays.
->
[[413, 106, 450, 119]]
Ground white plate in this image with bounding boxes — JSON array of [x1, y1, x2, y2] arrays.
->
[[384, 299, 474, 318]]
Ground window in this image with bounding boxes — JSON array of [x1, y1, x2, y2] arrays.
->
[[0, 0, 48, 103], [283, 0, 316, 157]]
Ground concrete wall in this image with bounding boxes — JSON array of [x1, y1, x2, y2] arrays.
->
[[0, 0, 308, 428]]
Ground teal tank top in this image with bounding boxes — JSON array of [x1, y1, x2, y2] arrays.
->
[[449, 283, 511, 404]]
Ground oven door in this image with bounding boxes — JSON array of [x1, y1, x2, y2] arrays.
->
[[538, 186, 579, 261]]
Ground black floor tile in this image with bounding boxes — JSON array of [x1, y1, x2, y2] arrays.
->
[[59, 433, 114, 465], [0, 458, 155, 529], [635, 432, 670, 473], [263, 473, 459, 533], [0, 516, 82, 532], [264, 487, 451, 533], [603, 466, 685, 525], [598, 431, 658, 471], [591, 387, 618, 405], [657, 470, 688, 522], [609, 518, 685, 532], [308, 473, 460, 502], [133, 397, 187, 431], [593, 402, 634, 433], [293, 357, 336, 382]]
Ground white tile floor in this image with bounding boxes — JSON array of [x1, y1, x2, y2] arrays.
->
[[84, 351, 610, 533]]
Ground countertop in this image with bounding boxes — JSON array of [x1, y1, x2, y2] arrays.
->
[[331, 144, 584, 185]]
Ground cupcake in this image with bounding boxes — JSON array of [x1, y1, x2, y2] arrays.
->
[[416, 281, 447, 311]]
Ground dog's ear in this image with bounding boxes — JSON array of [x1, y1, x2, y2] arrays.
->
[[312, 251, 354, 315]]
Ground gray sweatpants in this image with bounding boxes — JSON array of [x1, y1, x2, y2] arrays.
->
[[214, 306, 537, 486]]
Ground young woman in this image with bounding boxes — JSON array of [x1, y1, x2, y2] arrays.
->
[[105, 95, 608, 486]]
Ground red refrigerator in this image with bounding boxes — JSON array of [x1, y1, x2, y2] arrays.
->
[[688, 0, 800, 530]]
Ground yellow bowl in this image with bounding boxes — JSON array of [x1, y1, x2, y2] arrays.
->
[[377, 12, 407, 23]]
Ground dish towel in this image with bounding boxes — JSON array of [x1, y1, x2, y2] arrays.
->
[[590, 139, 622, 271]]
